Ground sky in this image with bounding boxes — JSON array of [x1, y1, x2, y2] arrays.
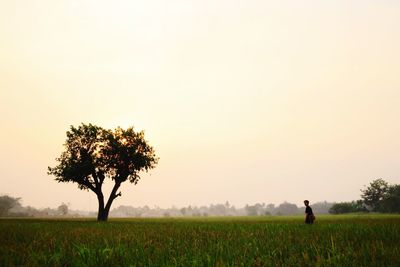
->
[[1, 0, 400, 210]]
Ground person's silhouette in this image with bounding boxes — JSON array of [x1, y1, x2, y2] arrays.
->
[[304, 200, 315, 224]]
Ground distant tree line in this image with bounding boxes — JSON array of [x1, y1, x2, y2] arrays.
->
[[2, 178, 398, 218], [329, 179, 400, 214], [109, 201, 335, 218], [0, 196, 334, 218], [0, 195, 70, 217]]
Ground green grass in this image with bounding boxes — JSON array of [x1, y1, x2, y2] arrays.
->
[[1, 215, 399, 266]]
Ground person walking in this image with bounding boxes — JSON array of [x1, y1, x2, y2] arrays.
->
[[304, 200, 315, 224]]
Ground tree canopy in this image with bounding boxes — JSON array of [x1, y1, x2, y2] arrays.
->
[[0, 195, 21, 217], [329, 200, 367, 214], [330, 178, 400, 214], [360, 178, 389, 211], [48, 123, 158, 221]]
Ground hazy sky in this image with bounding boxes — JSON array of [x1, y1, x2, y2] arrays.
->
[[1, 0, 399, 210]]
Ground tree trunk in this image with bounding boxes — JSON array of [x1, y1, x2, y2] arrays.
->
[[96, 182, 121, 222], [97, 207, 110, 221], [97, 192, 108, 222]]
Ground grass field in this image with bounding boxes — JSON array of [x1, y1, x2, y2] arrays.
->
[[1, 215, 399, 266]]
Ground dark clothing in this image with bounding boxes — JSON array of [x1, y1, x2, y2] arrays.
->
[[305, 206, 313, 215], [305, 206, 314, 224]]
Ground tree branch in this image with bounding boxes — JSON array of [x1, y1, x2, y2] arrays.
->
[[92, 171, 100, 187], [81, 178, 97, 193], [105, 181, 121, 212], [98, 172, 105, 184]]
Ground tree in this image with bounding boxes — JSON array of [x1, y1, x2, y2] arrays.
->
[[380, 185, 400, 213], [309, 201, 334, 215], [329, 200, 368, 214], [48, 123, 158, 221], [57, 203, 69, 216], [360, 179, 389, 211], [244, 204, 258, 216], [275, 202, 299, 215], [0, 195, 21, 217]]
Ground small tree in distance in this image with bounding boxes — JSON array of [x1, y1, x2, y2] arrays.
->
[[48, 123, 158, 221], [360, 178, 389, 211], [0, 195, 21, 217], [57, 203, 69, 216]]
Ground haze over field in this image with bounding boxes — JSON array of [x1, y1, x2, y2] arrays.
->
[[1, 0, 400, 211]]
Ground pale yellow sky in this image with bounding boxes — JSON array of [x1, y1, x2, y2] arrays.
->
[[1, 0, 400, 210]]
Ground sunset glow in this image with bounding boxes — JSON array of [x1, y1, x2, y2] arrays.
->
[[1, 0, 399, 210]]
